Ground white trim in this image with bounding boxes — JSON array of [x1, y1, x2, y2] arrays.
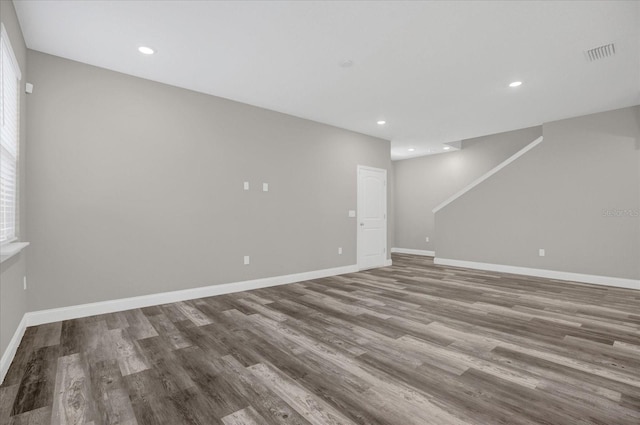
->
[[356, 164, 387, 173], [24, 264, 359, 327], [384, 259, 393, 267], [434, 257, 640, 290], [432, 136, 543, 213], [0, 237, 18, 246], [0, 23, 22, 80], [0, 313, 27, 384], [5, 262, 416, 381], [1, 263, 363, 383], [391, 247, 435, 257], [0, 242, 29, 263]]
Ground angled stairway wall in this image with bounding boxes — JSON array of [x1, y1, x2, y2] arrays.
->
[[434, 106, 640, 287], [393, 126, 542, 254]]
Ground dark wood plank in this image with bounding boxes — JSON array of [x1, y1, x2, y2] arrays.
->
[[2, 253, 639, 424], [11, 345, 59, 415]]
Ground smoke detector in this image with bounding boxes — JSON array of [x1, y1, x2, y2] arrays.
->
[[584, 43, 615, 62]]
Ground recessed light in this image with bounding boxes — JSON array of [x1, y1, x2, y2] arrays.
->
[[377, 120, 386, 125], [509, 81, 522, 87], [339, 59, 354, 68], [408, 148, 415, 152], [443, 146, 451, 150], [138, 46, 155, 55]]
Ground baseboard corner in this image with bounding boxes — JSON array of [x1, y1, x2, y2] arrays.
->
[[0, 313, 28, 385]]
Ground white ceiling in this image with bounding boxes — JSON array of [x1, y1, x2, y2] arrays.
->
[[13, 0, 640, 160]]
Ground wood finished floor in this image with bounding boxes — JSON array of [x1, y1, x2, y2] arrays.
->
[[1, 254, 640, 425]]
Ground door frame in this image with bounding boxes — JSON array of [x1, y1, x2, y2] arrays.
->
[[357, 165, 388, 270]]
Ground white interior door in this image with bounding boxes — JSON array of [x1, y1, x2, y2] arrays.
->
[[357, 166, 387, 270]]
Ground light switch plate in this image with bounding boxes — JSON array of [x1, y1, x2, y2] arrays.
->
[[244, 255, 250, 265], [348, 210, 356, 217], [338, 247, 343, 255], [243, 182, 249, 190], [263, 183, 269, 192], [539, 249, 545, 257]]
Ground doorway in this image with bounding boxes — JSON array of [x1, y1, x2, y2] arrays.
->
[[357, 165, 387, 270]]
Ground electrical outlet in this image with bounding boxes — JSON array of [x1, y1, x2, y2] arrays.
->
[[348, 210, 356, 217], [539, 249, 545, 257], [262, 183, 269, 192], [244, 255, 250, 265], [243, 181, 249, 190], [338, 247, 343, 255], [425, 237, 430, 243], [23, 276, 27, 290]]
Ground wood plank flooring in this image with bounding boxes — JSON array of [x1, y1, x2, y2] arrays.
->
[[1, 253, 639, 424]]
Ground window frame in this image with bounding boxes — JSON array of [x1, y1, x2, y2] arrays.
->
[[0, 22, 23, 247]]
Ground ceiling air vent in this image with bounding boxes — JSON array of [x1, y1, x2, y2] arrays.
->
[[584, 43, 615, 62]]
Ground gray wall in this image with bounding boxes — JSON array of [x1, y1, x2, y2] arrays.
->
[[394, 127, 541, 251], [25, 51, 393, 311], [436, 106, 640, 280], [0, 0, 28, 357]]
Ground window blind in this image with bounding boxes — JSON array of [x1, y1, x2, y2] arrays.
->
[[0, 24, 21, 244]]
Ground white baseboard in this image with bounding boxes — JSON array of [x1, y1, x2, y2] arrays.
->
[[2, 263, 361, 383], [0, 314, 27, 384], [24, 264, 359, 327], [434, 257, 640, 290], [391, 247, 435, 257]]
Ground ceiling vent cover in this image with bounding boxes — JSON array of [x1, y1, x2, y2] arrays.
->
[[585, 43, 615, 62]]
